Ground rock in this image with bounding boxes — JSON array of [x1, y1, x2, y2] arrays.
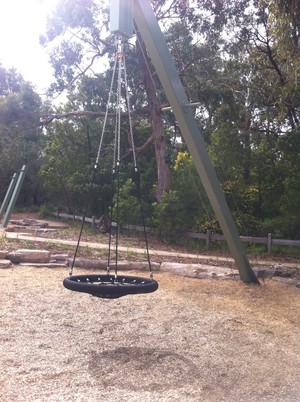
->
[[68, 258, 160, 272], [31, 223, 49, 228], [0, 250, 8, 259], [33, 228, 57, 233], [253, 267, 275, 280], [68, 258, 106, 270], [52, 254, 69, 262], [0, 259, 12, 268], [19, 263, 67, 268], [275, 269, 296, 278], [4, 227, 15, 232], [7, 249, 51, 264], [114, 260, 160, 272], [272, 277, 300, 286], [160, 262, 238, 279]]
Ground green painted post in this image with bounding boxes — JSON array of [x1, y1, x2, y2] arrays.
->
[[131, 0, 258, 283], [0, 172, 19, 220], [109, 0, 133, 38], [1, 165, 28, 228]]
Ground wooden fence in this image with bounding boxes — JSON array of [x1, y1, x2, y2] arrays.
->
[[52, 212, 300, 254]]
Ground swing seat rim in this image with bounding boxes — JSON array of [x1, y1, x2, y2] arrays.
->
[[63, 274, 158, 299]]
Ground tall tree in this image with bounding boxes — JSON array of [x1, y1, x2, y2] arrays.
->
[[40, 0, 191, 202], [38, 0, 300, 237], [0, 65, 44, 206]]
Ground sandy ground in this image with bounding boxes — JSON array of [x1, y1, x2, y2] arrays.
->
[[0, 265, 300, 402]]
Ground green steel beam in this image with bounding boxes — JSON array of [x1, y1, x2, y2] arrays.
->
[[132, 0, 258, 283], [1, 165, 27, 228], [109, 0, 133, 38], [0, 172, 19, 220]]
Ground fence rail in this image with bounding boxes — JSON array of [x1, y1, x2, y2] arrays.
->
[[52, 212, 300, 254]]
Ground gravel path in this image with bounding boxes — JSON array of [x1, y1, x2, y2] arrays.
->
[[1, 266, 300, 401]]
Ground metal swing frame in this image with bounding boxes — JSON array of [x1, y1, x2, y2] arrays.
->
[[110, 0, 258, 284]]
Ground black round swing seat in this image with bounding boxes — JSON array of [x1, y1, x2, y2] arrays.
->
[[63, 274, 158, 299]]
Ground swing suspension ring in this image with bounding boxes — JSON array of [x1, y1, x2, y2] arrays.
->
[[63, 274, 158, 299]]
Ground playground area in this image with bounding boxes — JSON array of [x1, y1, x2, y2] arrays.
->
[[1, 265, 299, 401], [1, 1, 299, 399]]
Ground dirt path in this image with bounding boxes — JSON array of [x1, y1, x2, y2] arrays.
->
[[1, 266, 299, 401]]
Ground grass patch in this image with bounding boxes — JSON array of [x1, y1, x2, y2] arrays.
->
[[125, 249, 137, 259], [0, 234, 9, 248], [270, 245, 300, 258]]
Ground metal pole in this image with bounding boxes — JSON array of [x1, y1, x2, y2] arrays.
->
[[0, 172, 19, 220], [1, 165, 28, 228], [133, 0, 258, 283]]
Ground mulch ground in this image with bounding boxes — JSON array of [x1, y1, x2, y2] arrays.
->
[[0, 265, 299, 402]]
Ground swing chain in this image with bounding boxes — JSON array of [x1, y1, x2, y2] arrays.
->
[[70, 35, 153, 280]]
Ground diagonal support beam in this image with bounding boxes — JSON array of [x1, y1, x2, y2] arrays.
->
[[0, 172, 19, 219], [1, 165, 27, 228], [133, 0, 258, 283]]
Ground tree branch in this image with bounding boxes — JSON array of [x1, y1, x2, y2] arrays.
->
[[39, 110, 128, 126]]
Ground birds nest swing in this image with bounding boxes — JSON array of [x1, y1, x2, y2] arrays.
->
[[63, 38, 158, 299], [63, 275, 158, 299]]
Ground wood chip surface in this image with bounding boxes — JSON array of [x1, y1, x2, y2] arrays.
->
[[1, 266, 299, 401]]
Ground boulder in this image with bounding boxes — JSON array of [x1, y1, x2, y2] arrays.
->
[[116, 260, 160, 272], [68, 258, 106, 270], [52, 254, 69, 262], [68, 258, 160, 272], [0, 259, 12, 268], [0, 250, 8, 259], [7, 249, 51, 264], [160, 262, 239, 279]]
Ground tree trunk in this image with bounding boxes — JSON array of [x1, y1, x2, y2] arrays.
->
[[136, 34, 171, 202], [242, 113, 251, 184]]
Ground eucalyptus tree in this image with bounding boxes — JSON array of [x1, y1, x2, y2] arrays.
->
[[162, 0, 300, 236], [39, 0, 300, 236], [40, 74, 116, 214], [242, 0, 300, 236], [155, 0, 300, 235], [266, 0, 300, 127], [40, 0, 196, 203]]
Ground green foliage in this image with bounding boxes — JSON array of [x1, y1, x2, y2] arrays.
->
[[152, 190, 182, 234], [196, 216, 221, 234], [152, 152, 210, 234], [112, 179, 140, 226], [38, 204, 56, 219], [152, 149, 264, 236], [6, 0, 298, 241], [278, 142, 300, 238], [0, 66, 44, 207]]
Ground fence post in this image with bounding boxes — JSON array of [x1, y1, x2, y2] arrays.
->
[[205, 230, 211, 250], [267, 233, 272, 254], [92, 216, 95, 228]]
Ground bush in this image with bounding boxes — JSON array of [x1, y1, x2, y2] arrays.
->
[[152, 190, 182, 234], [112, 179, 140, 225], [38, 204, 55, 219]]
